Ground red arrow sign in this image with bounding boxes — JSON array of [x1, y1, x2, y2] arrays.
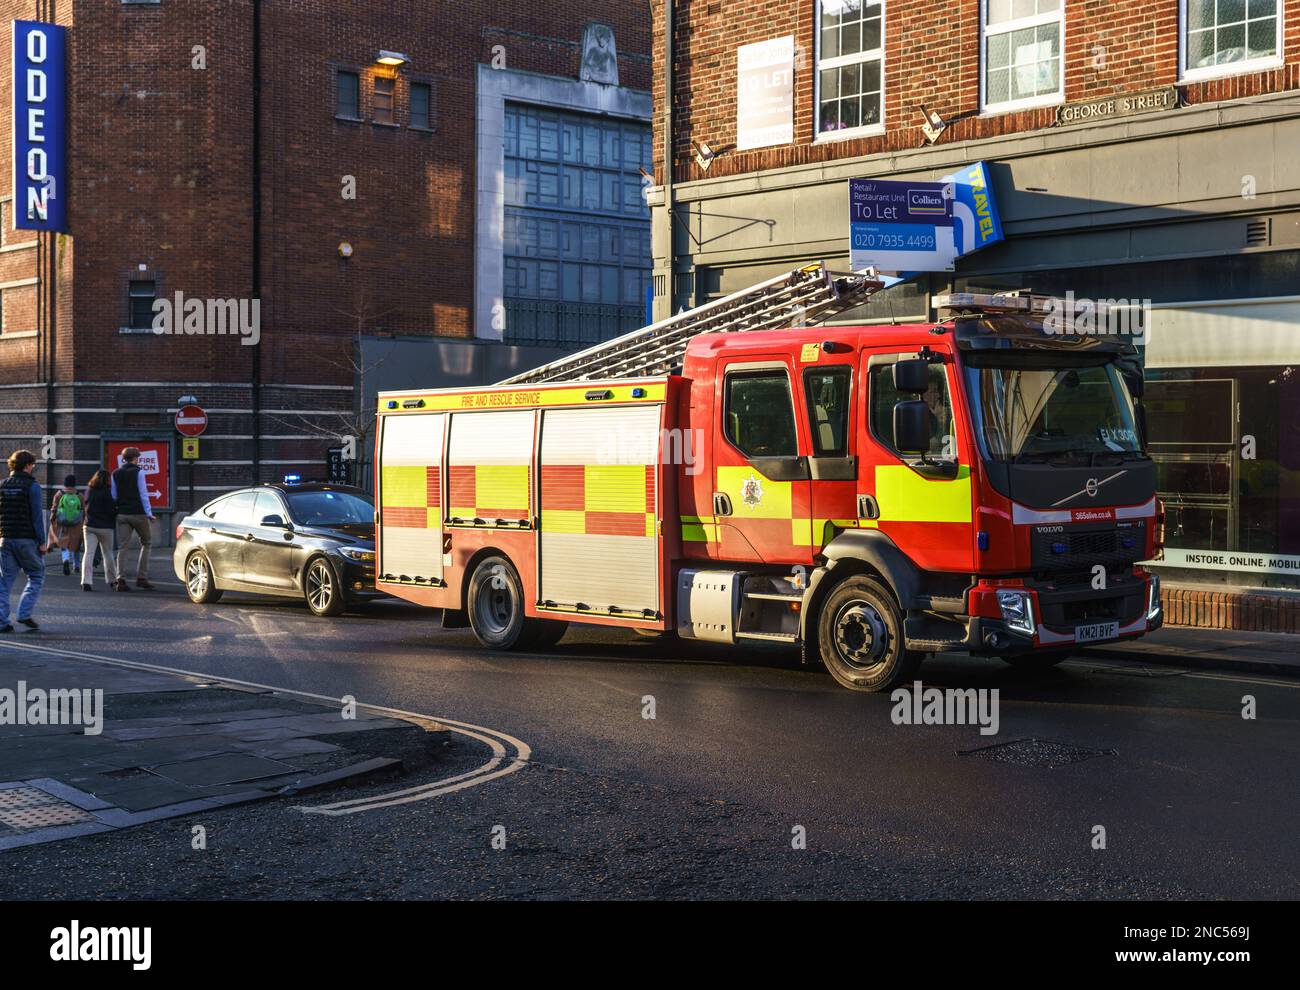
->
[[175, 404, 208, 438]]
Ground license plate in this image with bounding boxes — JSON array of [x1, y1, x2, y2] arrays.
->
[[1076, 621, 1119, 644]]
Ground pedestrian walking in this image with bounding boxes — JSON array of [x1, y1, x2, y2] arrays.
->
[[81, 470, 119, 592], [0, 449, 47, 633], [50, 474, 86, 576], [111, 447, 155, 590]]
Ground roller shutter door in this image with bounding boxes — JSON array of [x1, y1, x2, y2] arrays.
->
[[447, 410, 535, 527], [539, 405, 661, 614], [378, 413, 445, 584]]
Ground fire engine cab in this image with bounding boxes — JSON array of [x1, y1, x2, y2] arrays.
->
[[374, 265, 1163, 692]]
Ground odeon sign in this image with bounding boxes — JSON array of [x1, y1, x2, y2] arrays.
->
[[12, 19, 67, 232]]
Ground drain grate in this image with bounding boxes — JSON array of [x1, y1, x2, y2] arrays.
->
[[959, 738, 1116, 768], [0, 786, 95, 831]]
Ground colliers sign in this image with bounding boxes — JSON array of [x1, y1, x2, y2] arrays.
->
[[12, 20, 68, 232], [1056, 86, 1178, 126]]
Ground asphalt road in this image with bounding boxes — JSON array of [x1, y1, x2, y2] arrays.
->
[[1, 560, 1297, 900]]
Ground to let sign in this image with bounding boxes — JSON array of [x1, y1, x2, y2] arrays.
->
[[736, 36, 795, 151], [175, 405, 208, 438], [12, 21, 67, 232], [848, 178, 957, 274]]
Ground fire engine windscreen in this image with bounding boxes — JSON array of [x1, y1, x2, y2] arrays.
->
[[962, 361, 1141, 463]]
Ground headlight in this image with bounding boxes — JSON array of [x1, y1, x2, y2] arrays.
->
[[1146, 573, 1161, 622], [339, 547, 375, 563], [996, 590, 1035, 636]]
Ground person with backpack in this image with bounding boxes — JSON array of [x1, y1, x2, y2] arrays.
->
[[111, 447, 155, 590], [0, 449, 47, 632], [81, 470, 118, 592], [50, 474, 86, 576]]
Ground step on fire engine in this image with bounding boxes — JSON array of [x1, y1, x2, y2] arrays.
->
[[375, 264, 1163, 692]]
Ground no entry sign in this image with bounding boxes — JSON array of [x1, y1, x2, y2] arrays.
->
[[174, 404, 208, 438]]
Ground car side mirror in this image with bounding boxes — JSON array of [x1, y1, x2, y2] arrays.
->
[[893, 400, 933, 455], [892, 359, 930, 394], [260, 514, 289, 528]]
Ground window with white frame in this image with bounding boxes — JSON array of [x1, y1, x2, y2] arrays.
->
[[983, 0, 1063, 112], [817, 0, 884, 137], [1182, 0, 1283, 79]]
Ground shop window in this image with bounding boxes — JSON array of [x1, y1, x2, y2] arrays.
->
[[128, 280, 157, 330], [1181, 0, 1283, 81], [410, 82, 432, 130], [336, 70, 360, 120], [373, 76, 395, 125], [816, 0, 884, 138], [725, 370, 799, 459], [982, 0, 1063, 112]]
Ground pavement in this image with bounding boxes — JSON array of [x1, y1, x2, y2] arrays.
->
[[0, 634, 449, 851]]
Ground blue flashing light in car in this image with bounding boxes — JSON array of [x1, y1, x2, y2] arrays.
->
[[283, 473, 303, 485]]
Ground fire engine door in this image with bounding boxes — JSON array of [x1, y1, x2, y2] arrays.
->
[[713, 358, 814, 565], [858, 350, 975, 573]]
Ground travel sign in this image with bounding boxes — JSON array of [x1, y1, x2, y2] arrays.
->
[[848, 178, 956, 274], [12, 20, 68, 232]]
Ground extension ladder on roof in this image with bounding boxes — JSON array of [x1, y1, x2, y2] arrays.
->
[[498, 263, 887, 385]]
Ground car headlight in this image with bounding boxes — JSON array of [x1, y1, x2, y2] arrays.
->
[[996, 590, 1036, 636], [339, 547, 375, 563], [1146, 573, 1161, 622]]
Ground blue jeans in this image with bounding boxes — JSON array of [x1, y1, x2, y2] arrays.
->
[[0, 538, 44, 625]]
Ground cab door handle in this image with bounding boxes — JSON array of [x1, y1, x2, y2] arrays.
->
[[857, 495, 880, 520], [713, 492, 733, 517]]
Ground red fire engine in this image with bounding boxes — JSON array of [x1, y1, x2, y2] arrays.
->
[[374, 265, 1163, 692]]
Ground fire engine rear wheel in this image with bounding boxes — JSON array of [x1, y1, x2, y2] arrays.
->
[[468, 556, 533, 651], [1001, 649, 1072, 669], [817, 575, 922, 693]]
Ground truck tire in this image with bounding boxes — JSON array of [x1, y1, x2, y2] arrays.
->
[[816, 575, 922, 692], [1001, 649, 1071, 669], [468, 556, 532, 650]]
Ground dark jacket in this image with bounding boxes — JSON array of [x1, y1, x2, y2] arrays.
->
[[0, 472, 41, 541], [85, 487, 118, 529]]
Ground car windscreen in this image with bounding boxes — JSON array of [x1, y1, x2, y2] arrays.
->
[[285, 490, 373, 527]]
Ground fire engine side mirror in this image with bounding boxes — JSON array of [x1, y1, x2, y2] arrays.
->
[[892, 359, 930, 394], [893, 400, 933, 455]]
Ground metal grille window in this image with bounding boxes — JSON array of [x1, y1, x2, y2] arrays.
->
[[373, 75, 395, 125], [410, 82, 431, 130], [816, 0, 884, 137], [982, 0, 1063, 112], [336, 70, 360, 119], [502, 104, 652, 348], [128, 280, 157, 330], [1182, 0, 1282, 79]]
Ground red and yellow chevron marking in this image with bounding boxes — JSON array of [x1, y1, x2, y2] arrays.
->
[[448, 464, 532, 522], [541, 464, 656, 538], [381, 464, 441, 529]]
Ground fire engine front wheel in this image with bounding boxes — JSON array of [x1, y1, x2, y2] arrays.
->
[[817, 575, 922, 693]]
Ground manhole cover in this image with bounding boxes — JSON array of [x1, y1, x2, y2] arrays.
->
[[0, 786, 95, 831], [959, 738, 1116, 768]]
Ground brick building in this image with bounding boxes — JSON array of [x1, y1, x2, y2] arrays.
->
[[0, 0, 652, 541], [648, 0, 1300, 623]]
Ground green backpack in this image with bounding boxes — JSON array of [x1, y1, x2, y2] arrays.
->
[[56, 491, 83, 525]]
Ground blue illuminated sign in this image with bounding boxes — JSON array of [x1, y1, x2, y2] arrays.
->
[[12, 20, 67, 232]]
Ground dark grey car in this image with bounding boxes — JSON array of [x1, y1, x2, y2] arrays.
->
[[173, 483, 381, 616]]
